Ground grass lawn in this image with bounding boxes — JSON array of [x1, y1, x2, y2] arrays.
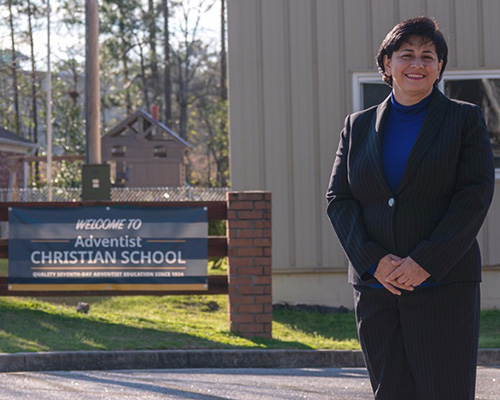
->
[[0, 294, 498, 354], [0, 259, 499, 353], [0, 295, 359, 353]]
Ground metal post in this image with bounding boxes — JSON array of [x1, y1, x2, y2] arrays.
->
[[82, 0, 110, 201], [85, 0, 101, 164], [46, 0, 52, 201]]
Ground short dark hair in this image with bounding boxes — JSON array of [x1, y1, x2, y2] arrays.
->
[[376, 16, 448, 87]]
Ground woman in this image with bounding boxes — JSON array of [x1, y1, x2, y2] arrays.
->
[[326, 17, 494, 400]]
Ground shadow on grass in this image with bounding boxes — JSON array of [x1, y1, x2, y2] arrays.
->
[[0, 301, 317, 353], [272, 309, 359, 343], [0, 305, 237, 353]]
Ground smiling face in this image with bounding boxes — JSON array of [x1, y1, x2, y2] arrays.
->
[[383, 35, 443, 105]]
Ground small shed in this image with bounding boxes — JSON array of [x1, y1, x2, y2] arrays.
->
[[102, 110, 191, 187], [0, 127, 37, 188]]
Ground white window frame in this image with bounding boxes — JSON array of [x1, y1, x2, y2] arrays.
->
[[352, 69, 500, 177], [352, 72, 386, 112]]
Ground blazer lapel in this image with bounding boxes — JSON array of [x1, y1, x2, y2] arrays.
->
[[367, 95, 393, 196], [397, 89, 449, 193]]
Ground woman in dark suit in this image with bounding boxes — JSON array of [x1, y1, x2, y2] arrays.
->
[[326, 17, 494, 400]]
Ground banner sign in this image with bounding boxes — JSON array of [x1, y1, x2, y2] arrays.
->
[[8, 206, 208, 291]]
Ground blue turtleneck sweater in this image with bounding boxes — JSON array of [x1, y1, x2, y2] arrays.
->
[[382, 91, 432, 193], [368, 90, 440, 288]]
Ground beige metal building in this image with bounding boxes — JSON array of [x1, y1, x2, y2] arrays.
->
[[227, 0, 500, 309]]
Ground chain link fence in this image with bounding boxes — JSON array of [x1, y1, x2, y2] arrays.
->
[[0, 187, 229, 202], [0, 187, 229, 238]]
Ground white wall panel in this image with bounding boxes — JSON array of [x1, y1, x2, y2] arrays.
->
[[343, 0, 371, 70], [370, 0, 397, 64], [452, 0, 481, 69], [481, 269, 500, 309], [397, 0, 426, 21], [227, 0, 264, 190], [227, 0, 500, 302], [316, 0, 349, 268], [288, 0, 320, 268], [426, 0, 456, 68], [482, 0, 500, 66], [260, 0, 293, 268]]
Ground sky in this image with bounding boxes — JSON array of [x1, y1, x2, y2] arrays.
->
[[0, 0, 222, 71]]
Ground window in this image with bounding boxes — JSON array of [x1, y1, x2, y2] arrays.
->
[[111, 145, 126, 157], [352, 72, 391, 111], [362, 83, 392, 108], [153, 145, 167, 158], [353, 70, 500, 168], [442, 72, 500, 167]]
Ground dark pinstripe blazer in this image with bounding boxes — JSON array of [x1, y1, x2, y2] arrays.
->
[[326, 89, 495, 286]]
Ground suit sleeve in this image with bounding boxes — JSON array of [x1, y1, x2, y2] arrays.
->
[[326, 114, 388, 280], [410, 105, 495, 281]]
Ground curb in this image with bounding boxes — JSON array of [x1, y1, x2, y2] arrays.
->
[[0, 349, 498, 373]]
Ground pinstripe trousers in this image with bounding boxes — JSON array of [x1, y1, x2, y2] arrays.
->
[[353, 282, 480, 400]]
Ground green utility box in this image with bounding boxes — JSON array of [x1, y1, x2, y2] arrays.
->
[[81, 164, 111, 200]]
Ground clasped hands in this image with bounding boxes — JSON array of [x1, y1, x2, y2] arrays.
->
[[374, 254, 431, 295]]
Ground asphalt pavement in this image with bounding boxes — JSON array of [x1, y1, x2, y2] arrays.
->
[[0, 367, 498, 400], [0, 350, 498, 399]]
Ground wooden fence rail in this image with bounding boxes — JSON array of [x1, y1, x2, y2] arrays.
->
[[0, 201, 228, 297], [0, 192, 273, 339]]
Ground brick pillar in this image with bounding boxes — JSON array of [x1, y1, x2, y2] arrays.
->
[[227, 191, 272, 338]]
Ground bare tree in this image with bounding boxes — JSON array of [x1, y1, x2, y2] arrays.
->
[[137, 39, 151, 111], [8, 0, 20, 135], [220, 0, 226, 102], [0, 0, 230, 188], [27, 0, 40, 181], [147, 0, 160, 111], [163, 0, 172, 125], [172, 0, 215, 139]]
